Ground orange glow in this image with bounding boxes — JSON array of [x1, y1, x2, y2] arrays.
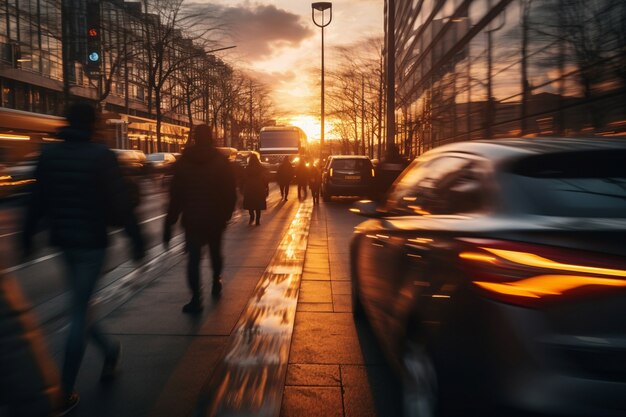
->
[[88, 28, 98, 37], [459, 252, 497, 263], [0, 134, 30, 141], [329, 168, 333, 177], [474, 275, 626, 298], [482, 248, 626, 278], [371, 169, 375, 177], [349, 208, 360, 214]]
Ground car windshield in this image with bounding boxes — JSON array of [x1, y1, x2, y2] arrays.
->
[[147, 154, 165, 161], [331, 159, 371, 170], [506, 150, 626, 218]]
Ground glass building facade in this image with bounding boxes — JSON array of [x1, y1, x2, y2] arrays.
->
[[0, 0, 227, 152], [390, 0, 626, 157]]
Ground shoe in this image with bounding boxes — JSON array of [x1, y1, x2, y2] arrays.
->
[[284, 198, 288, 201], [212, 278, 223, 297], [56, 392, 79, 416], [182, 299, 203, 314], [100, 343, 121, 381], [255, 220, 260, 226]]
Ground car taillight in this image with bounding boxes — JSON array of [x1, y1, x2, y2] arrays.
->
[[330, 168, 333, 177], [371, 168, 375, 177], [457, 238, 626, 308]]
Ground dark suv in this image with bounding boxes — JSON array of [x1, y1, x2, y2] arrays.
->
[[321, 155, 374, 201]]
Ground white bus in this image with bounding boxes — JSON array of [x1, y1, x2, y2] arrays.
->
[[258, 126, 307, 176]]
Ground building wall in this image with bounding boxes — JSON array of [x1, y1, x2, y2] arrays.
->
[[392, 0, 626, 157]]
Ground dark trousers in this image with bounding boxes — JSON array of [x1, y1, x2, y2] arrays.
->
[[186, 229, 224, 300], [61, 248, 114, 395], [297, 184, 308, 199], [311, 187, 320, 204], [248, 209, 261, 224], [279, 183, 289, 200]]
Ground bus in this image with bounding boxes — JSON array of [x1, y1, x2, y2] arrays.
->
[[258, 125, 307, 177]]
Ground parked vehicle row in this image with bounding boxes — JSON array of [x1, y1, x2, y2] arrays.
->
[[349, 138, 626, 417]]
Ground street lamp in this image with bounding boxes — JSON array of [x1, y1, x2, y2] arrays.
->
[[311, 2, 332, 156]]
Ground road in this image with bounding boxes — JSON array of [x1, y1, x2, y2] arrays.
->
[[2, 182, 400, 417]]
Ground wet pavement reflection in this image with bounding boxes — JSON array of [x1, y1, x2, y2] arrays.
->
[[197, 201, 313, 417]]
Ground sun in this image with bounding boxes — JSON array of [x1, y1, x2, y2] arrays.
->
[[285, 115, 321, 142]]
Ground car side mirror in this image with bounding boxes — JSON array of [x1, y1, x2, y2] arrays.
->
[[350, 200, 384, 218]]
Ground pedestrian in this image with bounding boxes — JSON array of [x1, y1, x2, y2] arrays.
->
[[276, 156, 294, 201], [309, 163, 322, 204], [242, 153, 269, 225], [163, 124, 237, 314], [22, 101, 145, 413], [295, 158, 309, 200], [0, 264, 63, 417]]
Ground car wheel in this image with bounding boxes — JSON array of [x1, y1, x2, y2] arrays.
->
[[403, 340, 438, 417]]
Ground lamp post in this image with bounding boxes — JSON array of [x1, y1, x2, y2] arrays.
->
[[311, 2, 332, 156]]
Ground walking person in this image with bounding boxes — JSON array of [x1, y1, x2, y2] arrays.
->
[[276, 156, 294, 201], [309, 163, 322, 205], [295, 158, 309, 200], [242, 153, 269, 225], [22, 101, 145, 412], [163, 124, 237, 313]]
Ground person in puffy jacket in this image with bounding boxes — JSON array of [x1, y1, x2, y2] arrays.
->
[[22, 101, 145, 412], [163, 124, 237, 313]]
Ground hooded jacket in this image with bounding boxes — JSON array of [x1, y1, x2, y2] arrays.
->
[[165, 144, 236, 243], [22, 127, 143, 251]]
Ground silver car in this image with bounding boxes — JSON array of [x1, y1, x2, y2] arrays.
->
[[351, 138, 626, 417]]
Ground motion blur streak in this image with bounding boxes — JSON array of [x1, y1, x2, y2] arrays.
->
[[474, 275, 626, 299], [482, 248, 626, 277], [459, 252, 497, 263], [199, 201, 313, 417]]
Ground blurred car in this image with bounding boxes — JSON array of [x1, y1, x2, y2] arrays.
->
[[0, 153, 38, 198], [146, 152, 177, 175], [350, 138, 626, 417], [112, 149, 148, 176], [235, 150, 261, 168], [321, 155, 375, 201], [216, 147, 238, 162]]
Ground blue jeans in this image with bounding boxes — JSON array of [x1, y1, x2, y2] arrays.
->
[[61, 248, 115, 394]]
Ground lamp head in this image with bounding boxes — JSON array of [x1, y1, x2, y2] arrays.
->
[[312, 2, 332, 12]]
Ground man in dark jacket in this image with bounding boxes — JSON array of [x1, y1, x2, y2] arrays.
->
[[276, 156, 294, 201], [22, 101, 145, 411], [163, 124, 236, 313]]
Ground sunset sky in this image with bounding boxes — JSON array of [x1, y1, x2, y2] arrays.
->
[[188, 0, 384, 140]]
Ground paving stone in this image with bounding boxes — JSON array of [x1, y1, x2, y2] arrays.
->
[[331, 281, 351, 295], [299, 281, 332, 303], [280, 386, 343, 417], [341, 365, 403, 417], [290, 312, 364, 365], [297, 303, 334, 312], [333, 294, 352, 313], [286, 364, 341, 386]]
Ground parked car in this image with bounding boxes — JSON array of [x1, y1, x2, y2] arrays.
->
[[235, 150, 261, 168], [321, 155, 375, 201], [112, 149, 148, 176], [350, 138, 626, 417], [146, 152, 177, 175]]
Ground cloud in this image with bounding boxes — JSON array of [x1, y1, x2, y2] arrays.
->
[[217, 4, 314, 60]]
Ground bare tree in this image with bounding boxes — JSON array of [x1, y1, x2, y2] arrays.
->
[[138, 0, 218, 151]]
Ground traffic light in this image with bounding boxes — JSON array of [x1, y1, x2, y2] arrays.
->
[[85, 2, 101, 75]]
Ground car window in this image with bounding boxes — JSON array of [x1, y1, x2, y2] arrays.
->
[[331, 159, 371, 171], [386, 156, 488, 215], [505, 150, 626, 218]]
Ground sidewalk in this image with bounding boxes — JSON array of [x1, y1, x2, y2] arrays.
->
[[280, 202, 401, 417], [37, 195, 400, 417]]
